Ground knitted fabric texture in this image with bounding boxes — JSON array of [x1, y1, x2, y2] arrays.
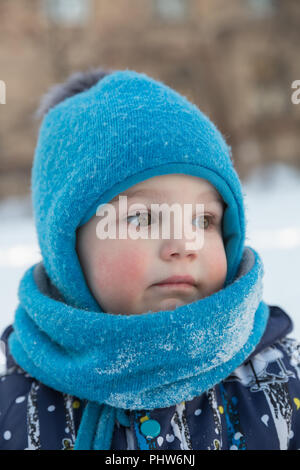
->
[[9, 247, 269, 449]]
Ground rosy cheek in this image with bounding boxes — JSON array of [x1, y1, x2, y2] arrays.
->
[[93, 244, 148, 297], [208, 248, 227, 284]]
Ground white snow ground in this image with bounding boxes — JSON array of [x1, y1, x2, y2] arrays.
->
[[0, 163, 299, 344]]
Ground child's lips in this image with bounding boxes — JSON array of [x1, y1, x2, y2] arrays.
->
[[152, 283, 196, 290], [153, 274, 196, 284], [152, 275, 197, 290]]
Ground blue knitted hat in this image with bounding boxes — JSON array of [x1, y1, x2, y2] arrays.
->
[[31, 69, 246, 312]]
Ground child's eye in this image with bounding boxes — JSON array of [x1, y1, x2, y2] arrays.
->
[[192, 214, 215, 230], [127, 212, 216, 230], [127, 211, 153, 228]]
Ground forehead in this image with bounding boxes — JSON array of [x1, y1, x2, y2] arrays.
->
[[111, 174, 224, 205]]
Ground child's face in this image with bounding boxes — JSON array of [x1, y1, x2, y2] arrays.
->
[[76, 174, 227, 315]]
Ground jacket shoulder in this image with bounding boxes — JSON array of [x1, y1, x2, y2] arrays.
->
[[258, 334, 300, 450], [0, 325, 84, 450], [0, 342, 36, 449], [225, 328, 300, 450]]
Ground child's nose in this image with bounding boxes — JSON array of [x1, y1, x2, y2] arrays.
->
[[159, 237, 199, 262]]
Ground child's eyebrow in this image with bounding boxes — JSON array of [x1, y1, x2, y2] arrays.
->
[[111, 188, 224, 207]]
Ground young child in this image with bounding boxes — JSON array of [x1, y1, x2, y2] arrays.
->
[[1, 68, 300, 450]]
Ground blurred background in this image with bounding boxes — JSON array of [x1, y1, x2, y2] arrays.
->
[[0, 0, 300, 339]]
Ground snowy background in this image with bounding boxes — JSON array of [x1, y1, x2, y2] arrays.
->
[[0, 163, 299, 342]]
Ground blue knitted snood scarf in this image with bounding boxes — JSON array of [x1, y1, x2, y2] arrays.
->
[[9, 246, 268, 450], [8, 69, 270, 449]]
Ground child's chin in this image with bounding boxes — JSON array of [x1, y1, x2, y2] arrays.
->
[[154, 299, 186, 311]]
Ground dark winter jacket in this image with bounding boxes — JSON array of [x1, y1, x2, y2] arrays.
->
[[0, 305, 300, 450]]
